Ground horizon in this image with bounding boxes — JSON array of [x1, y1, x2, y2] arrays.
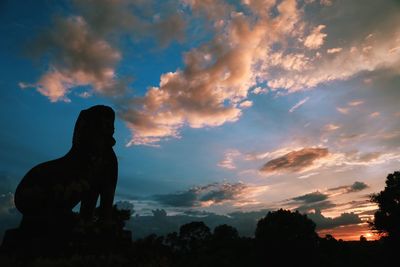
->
[[1, 0, 400, 241]]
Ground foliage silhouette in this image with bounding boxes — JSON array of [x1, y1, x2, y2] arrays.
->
[[179, 221, 211, 252], [255, 209, 319, 266], [213, 224, 239, 241], [370, 171, 400, 241], [255, 208, 318, 246]]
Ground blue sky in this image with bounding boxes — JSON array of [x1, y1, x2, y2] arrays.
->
[[1, 0, 400, 240]]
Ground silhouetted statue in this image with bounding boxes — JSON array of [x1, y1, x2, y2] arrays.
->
[[14, 105, 118, 230]]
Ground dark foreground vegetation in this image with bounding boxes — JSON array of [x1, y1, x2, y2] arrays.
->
[[1, 171, 399, 267]]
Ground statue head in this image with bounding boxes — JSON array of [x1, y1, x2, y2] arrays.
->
[[72, 105, 116, 152]]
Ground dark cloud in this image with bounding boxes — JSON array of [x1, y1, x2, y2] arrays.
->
[[154, 189, 198, 207], [0, 193, 14, 214], [288, 190, 335, 212], [349, 181, 369, 192], [199, 183, 247, 203], [307, 209, 362, 230], [328, 181, 369, 193], [292, 191, 328, 203], [296, 200, 336, 213], [0, 175, 26, 240], [153, 182, 248, 207], [260, 147, 329, 174]]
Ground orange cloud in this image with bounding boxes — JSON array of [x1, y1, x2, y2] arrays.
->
[[304, 25, 327, 49], [260, 147, 329, 174], [122, 0, 306, 145]]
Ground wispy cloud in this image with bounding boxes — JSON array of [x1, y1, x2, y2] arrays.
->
[[348, 100, 364, 106], [324, 123, 341, 131], [218, 150, 240, 169], [289, 97, 310, 113]]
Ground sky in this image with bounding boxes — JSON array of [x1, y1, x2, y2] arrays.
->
[[1, 0, 400, 241]]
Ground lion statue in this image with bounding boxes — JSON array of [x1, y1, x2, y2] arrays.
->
[[14, 105, 118, 230]]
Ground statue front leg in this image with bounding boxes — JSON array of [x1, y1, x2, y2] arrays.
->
[[79, 189, 99, 221]]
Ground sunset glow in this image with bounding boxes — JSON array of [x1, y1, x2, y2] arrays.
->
[[318, 223, 380, 241]]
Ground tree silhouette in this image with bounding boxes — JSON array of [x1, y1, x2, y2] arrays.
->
[[255, 209, 318, 265], [179, 221, 211, 252], [255, 209, 318, 246], [370, 171, 400, 241], [213, 224, 239, 241]]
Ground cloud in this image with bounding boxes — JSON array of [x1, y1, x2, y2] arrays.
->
[[307, 209, 362, 230], [239, 100, 253, 108], [334, 99, 364, 116], [336, 107, 349, 114], [0, 193, 14, 215], [244, 145, 399, 177], [153, 182, 267, 208], [154, 188, 198, 207], [121, 0, 305, 145], [324, 123, 340, 131], [287, 190, 335, 212], [348, 100, 364, 106], [349, 181, 369, 192], [369, 112, 380, 118], [218, 150, 240, 169], [319, 0, 333, 6], [24, 0, 400, 146], [304, 25, 327, 49], [327, 47, 342, 54], [29, 16, 123, 102], [23, 0, 185, 102], [0, 193, 21, 241], [292, 191, 328, 203], [328, 181, 369, 193], [298, 200, 336, 213], [199, 183, 248, 205], [344, 151, 400, 166], [252, 87, 268, 95], [266, 0, 400, 92], [260, 147, 329, 174], [283, 181, 370, 216], [289, 97, 310, 113]]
